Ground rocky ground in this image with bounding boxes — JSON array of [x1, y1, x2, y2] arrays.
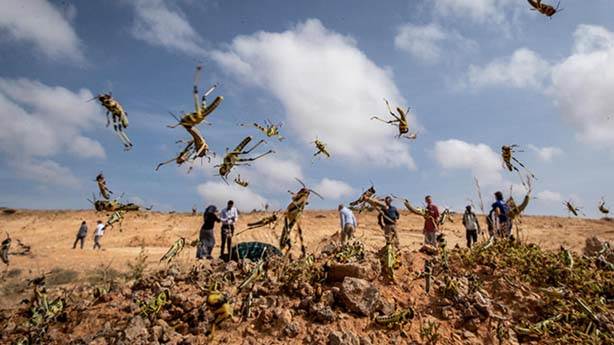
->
[[0, 210, 613, 344]]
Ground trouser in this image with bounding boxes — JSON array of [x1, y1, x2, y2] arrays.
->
[[220, 224, 234, 259], [93, 235, 102, 250], [424, 231, 437, 246], [466, 229, 478, 248], [384, 224, 400, 249], [341, 224, 355, 243], [73, 235, 85, 249]]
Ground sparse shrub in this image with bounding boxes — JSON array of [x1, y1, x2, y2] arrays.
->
[[127, 244, 149, 280], [420, 320, 441, 344]]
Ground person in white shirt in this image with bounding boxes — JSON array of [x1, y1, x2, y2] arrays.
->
[[93, 220, 105, 250], [220, 200, 239, 259], [338, 204, 357, 244]]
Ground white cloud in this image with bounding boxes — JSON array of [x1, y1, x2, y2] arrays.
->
[[211, 19, 417, 170], [0, 0, 84, 62], [8, 158, 80, 188], [394, 22, 477, 63], [528, 144, 563, 162], [314, 178, 355, 200], [0, 78, 104, 187], [131, 0, 206, 57], [248, 155, 304, 190], [197, 181, 268, 212], [466, 48, 550, 89], [537, 190, 563, 203], [432, 0, 514, 24], [434, 139, 502, 185], [549, 25, 614, 148]]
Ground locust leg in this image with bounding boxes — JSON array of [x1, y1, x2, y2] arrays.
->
[[105, 111, 111, 127], [511, 157, 536, 179], [193, 65, 202, 114], [241, 139, 266, 155], [371, 116, 399, 125], [296, 222, 306, 257], [237, 150, 274, 162]]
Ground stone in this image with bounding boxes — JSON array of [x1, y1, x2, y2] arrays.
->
[[338, 277, 381, 316], [327, 263, 371, 282], [124, 315, 149, 341], [328, 331, 360, 345]]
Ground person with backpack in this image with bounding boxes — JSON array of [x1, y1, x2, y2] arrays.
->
[[462, 205, 481, 248], [492, 191, 510, 238]]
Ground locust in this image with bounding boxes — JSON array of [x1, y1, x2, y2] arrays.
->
[[235, 212, 279, 237], [374, 307, 414, 328], [168, 65, 223, 129], [89, 93, 133, 150], [379, 242, 400, 283], [1, 232, 11, 265], [105, 210, 126, 232], [501, 145, 536, 179], [438, 208, 454, 226], [216, 136, 274, 183], [137, 290, 170, 317], [95, 172, 113, 200], [240, 291, 253, 321], [560, 246, 574, 269], [279, 179, 323, 256], [312, 138, 330, 158], [507, 176, 532, 221], [155, 139, 195, 171], [238, 249, 267, 290], [598, 198, 609, 215], [528, 0, 562, 17], [423, 260, 432, 294], [349, 184, 376, 212], [160, 237, 186, 264], [234, 174, 249, 187], [250, 119, 284, 141], [205, 290, 233, 339], [371, 98, 417, 140], [88, 194, 143, 212], [564, 200, 584, 217]]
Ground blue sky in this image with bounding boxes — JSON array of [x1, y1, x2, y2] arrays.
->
[[1, 0, 613, 216]]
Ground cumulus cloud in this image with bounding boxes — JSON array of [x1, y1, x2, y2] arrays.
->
[[131, 0, 206, 57], [394, 23, 477, 63], [247, 155, 304, 190], [314, 178, 355, 200], [434, 139, 502, 185], [549, 25, 614, 148], [432, 0, 514, 24], [211, 19, 417, 170], [0, 0, 84, 62], [197, 181, 268, 212], [537, 190, 563, 203], [466, 48, 550, 89], [528, 145, 563, 162], [0, 78, 104, 187]]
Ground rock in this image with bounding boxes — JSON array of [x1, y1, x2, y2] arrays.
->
[[338, 277, 381, 316], [419, 244, 438, 255], [327, 263, 371, 282], [283, 323, 300, 338], [321, 289, 335, 306], [584, 236, 610, 257], [359, 336, 372, 345], [328, 331, 360, 345], [310, 303, 336, 324], [124, 315, 149, 341]]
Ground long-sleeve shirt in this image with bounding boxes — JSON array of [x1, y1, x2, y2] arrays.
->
[[77, 224, 88, 237], [424, 204, 440, 233], [339, 207, 357, 229], [220, 207, 239, 225]]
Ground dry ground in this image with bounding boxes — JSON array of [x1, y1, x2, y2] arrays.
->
[[1, 209, 613, 308]]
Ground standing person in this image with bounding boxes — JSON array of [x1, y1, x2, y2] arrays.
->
[[197, 205, 221, 259], [338, 204, 357, 244], [93, 220, 105, 250], [492, 191, 510, 238], [462, 205, 481, 248], [220, 200, 238, 259], [423, 195, 440, 246], [72, 221, 88, 249], [378, 196, 400, 249]]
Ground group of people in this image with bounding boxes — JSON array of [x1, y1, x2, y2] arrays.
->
[[72, 220, 106, 250], [336, 191, 514, 251], [74, 190, 514, 256], [196, 200, 238, 260]]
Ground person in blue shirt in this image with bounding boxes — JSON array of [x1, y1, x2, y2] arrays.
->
[[377, 196, 400, 249], [338, 204, 357, 243], [491, 191, 510, 238]]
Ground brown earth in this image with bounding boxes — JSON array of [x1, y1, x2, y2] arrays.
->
[[1, 209, 612, 288], [0, 210, 613, 344]]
